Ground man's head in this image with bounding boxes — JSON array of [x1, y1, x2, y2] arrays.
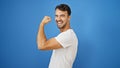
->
[[55, 4, 71, 16], [55, 4, 71, 29]]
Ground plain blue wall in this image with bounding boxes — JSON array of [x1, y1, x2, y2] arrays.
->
[[0, 0, 120, 68]]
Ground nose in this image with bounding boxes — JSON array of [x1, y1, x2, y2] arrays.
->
[[56, 16, 61, 21]]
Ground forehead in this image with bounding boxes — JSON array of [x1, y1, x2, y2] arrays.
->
[[55, 9, 68, 15]]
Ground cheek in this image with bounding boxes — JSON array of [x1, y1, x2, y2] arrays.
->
[[62, 18, 68, 22]]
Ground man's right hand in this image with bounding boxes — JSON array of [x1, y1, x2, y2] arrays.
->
[[41, 16, 51, 25]]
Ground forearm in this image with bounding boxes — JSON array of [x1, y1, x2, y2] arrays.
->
[[37, 22, 47, 49]]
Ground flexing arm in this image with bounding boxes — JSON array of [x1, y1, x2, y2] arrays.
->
[[37, 16, 62, 50]]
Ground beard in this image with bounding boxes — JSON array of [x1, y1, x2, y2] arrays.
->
[[56, 20, 67, 29]]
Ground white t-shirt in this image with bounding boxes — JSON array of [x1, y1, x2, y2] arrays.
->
[[49, 29, 78, 68]]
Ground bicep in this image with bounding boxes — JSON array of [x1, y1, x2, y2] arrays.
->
[[40, 38, 63, 50]]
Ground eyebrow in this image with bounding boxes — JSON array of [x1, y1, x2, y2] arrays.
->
[[55, 14, 65, 16]]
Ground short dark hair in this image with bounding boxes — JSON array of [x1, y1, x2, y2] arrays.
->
[[55, 4, 71, 16]]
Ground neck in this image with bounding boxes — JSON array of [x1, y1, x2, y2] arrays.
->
[[60, 24, 71, 32]]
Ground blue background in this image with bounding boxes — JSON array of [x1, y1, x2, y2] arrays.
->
[[0, 0, 120, 68]]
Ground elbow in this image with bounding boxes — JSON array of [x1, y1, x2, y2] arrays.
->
[[37, 40, 44, 50], [37, 44, 46, 50], [38, 46, 43, 50], [36, 41, 47, 50], [37, 45, 43, 50]]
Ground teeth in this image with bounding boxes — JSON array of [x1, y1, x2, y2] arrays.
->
[[58, 22, 62, 24]]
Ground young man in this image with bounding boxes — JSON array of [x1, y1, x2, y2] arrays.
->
[[37, 4, 78, 68]]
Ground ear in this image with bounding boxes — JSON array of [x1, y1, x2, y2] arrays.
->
[[68, 16, 71, 21]]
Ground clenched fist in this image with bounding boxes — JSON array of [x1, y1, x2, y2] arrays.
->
[[41, 16, 51, 25]]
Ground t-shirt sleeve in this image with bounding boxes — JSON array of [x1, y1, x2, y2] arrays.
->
[[55, 31, 73, 48]]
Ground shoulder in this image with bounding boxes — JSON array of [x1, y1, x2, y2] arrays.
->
[[55, 29, 78, 48], [57, 29, 75, 39]]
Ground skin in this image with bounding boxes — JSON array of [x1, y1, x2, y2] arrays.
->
[[37, 9, 71, 50]]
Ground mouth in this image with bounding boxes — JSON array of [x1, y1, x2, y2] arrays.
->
[[56, 20, 63, 25], [57, 21, 62, 25]]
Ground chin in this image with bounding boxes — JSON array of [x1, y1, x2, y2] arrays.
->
[[57, 26, 62, 29], [57, 24, 65, 29]]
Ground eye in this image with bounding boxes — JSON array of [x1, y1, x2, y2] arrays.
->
[[55, 15, 58, 17], [61, 15, 65, 17]]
